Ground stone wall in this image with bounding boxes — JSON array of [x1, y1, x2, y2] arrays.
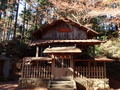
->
[[75, 78, 109, 89], [18, 78, 49, 89]]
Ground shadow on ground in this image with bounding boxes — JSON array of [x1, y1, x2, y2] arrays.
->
[[109, 78, 120, 89], [0, 81, 18, 90], [76, 82, 86, 90]]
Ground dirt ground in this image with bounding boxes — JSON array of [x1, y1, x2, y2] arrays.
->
[[0, 78, 120, 90], [0, 81, 18, 90], [0, 81, 47, 90], [109, 78, 120, 90]]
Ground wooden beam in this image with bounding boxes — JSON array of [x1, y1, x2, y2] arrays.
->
[[74, 59, 114, 62]]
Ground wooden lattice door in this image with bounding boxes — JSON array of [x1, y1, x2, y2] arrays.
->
[[52, 55, 74, 80]]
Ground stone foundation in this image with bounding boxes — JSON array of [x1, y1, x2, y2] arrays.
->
[[75, 78, 109, 89], [18, 78, 49, 89]]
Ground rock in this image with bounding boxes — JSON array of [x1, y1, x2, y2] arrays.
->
[[87, 87, 94, 90], [31, 81, 36, 86], [98, 83, 105, 89], [22, 82, 28, 88], [87, 80, 94, 87], [73, 78, 109, 89], [27, 79, 32, 85], [104, 80, 109, 84], [104, 84, 110, 88], [93, 80, 100, 87], [75, 78, 88, 87], [99, 80, 105, 84]]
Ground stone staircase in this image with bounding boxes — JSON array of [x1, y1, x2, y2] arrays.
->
[[48, 80, 77, 90]]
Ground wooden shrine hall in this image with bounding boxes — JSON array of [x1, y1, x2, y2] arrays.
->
[[20, 19, 114, 88]]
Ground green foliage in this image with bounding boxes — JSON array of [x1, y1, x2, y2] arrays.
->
[[0, 0, 8, 10], [39, 0, 51, 9], [20, 9, 32, 20], [95, 38, 120, 59], [95, 45, 103, 57], [100, 36, 108, 40], [87, 46, 94, 57], [91, 16, 119, 39], [0, 40, 35, 62]]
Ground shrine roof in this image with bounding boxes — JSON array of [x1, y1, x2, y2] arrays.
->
[[43, 46, 82, 53], [33, 18, 98, 38], [74, 57, 115, 62], [29, 39, 105, 46]]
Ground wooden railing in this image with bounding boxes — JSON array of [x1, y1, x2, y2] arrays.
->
[[22, 65, 51, 78], [74, 65, 106, 78]]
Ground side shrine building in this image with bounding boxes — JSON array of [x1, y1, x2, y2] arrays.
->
[[19, 19, 114, 89]]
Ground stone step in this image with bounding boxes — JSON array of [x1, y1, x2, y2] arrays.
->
[[50, 84, 74, 88], [51, 81, 73, 84], [48, 80, 76, 90], [48, 87, 75, 90]]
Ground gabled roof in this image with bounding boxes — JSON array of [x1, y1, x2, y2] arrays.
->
[[33, 18, 98, 38]]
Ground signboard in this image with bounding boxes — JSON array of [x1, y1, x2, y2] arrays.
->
[[57, 28, 72, 32]]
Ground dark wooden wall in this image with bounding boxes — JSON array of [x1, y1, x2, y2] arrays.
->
[[42, 23, 87, 40], [0, 60, 4, 76]]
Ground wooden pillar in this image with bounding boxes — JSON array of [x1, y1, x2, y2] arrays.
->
[[51, 54, 55, 79], [70, 53, 74, 80], [36, 46, 39, 57]]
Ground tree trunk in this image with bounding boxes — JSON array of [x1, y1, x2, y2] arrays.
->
[[22, 2, 26, 40], [13, 0, 20, 40], [27, 20, 29, 31]]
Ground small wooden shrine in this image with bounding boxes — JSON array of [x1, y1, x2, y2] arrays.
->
[[21, 19, 114, 80], [0, 55, 11, 78]]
